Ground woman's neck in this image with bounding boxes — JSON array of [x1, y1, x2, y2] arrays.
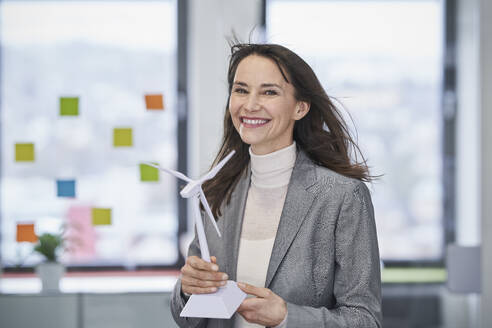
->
[[249, 142, 297, 188]]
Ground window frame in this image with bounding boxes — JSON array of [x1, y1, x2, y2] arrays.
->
[[262, 0, 457, 269], [0, 0, 188, 273]]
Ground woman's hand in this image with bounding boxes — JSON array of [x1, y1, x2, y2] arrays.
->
[[180, 256, 229, 295], [237, 282, 287, 327]]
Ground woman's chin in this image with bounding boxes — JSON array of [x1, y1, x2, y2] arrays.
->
[[239, 134, 263, 147]]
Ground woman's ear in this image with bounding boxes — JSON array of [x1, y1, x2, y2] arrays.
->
[[294, 101, 310, 120]]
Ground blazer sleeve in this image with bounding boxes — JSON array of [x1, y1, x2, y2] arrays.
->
[[169, 229, 209, 328], [285, 181, 382, 328]]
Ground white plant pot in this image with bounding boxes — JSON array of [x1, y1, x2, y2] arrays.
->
[[35, 262, 65, 293]]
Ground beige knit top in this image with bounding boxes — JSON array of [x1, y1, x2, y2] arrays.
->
[[234, 142, 296, 328]]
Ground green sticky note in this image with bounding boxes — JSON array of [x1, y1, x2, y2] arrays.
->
[[60, 97, 79, 116], [15, 143, 35, 162], [113, 128, 133, 147], [140, 163, 159, 182], [92, 208, 111, 225]]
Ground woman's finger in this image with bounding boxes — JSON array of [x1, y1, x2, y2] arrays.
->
[[182, 265, 228, 281], [237, 282, 271, 298], [181, 275, 227, 288], [187, 256, 219, 272], [182, 285, 219, 295], [194, 269, 228, 281]]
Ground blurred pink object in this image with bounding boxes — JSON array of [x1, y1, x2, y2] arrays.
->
[[64, 205, 97, 262]]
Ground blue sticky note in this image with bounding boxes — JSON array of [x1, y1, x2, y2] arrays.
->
[[57, 180, 76, 198]]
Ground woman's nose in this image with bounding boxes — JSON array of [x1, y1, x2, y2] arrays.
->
[[244, 94, 260, 112]]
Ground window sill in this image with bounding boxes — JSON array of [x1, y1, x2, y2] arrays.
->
[[0, 270, 180, 294], [382, 267, 447, 284]]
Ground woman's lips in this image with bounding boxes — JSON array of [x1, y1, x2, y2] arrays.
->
[[240, 117, 271, 128]]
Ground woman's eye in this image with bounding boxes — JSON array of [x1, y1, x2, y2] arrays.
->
[[233, 88, 247, 94], [264, 90, 278, 96]]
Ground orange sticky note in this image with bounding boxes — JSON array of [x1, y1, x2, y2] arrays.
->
[[16, 223, 38, 242], [145, 94, 164, 110]]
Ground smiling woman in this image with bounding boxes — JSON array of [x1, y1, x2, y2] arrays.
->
[[229, 55, 309, 155], [171, 43, 382, 328]]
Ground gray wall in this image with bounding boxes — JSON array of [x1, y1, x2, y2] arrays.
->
[[456, 0, 492, 326], [479, 0, 492, 326], [0, 293, 178, 328]]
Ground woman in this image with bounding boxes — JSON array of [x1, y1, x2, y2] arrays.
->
[[171, 43, 382, 328]]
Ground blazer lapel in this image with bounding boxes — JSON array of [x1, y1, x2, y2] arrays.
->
[[222, 165, 251, 281], [265, 150, 318, 288]]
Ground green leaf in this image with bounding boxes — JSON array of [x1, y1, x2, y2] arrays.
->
[[33, 233, 63, 262]]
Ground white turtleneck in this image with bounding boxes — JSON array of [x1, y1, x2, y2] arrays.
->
[[234, 142, 296, 328]]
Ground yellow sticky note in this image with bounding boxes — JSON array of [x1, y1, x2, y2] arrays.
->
[[145, 94, 164, 110], [92, 208, 112, 225], [140, 163, 159, 182], [113, 128, 133, 147], [16, 223, 38, 242], [60, 97, 79, 116], [15, 143, 35, 162]]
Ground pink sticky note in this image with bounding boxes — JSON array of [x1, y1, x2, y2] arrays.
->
[[65, 205, 97, 261]]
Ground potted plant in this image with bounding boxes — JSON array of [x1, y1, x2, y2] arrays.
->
[[34, 232, 65, 293]]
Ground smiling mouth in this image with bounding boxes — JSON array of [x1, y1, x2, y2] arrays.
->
[[240, 117, 271, 127]]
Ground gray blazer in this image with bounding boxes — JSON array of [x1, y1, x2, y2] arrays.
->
[[171, 150, 382, 327]]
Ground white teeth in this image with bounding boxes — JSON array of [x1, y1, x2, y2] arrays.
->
[[243, 118, 268, 125]]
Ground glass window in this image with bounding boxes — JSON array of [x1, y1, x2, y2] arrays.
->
[[1, 0, 179, 268], [267, 0, 444, 261]]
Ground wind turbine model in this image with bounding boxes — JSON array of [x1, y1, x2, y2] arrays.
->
[[143, 150, 246, 319]]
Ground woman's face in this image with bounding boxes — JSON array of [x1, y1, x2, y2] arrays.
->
[[229, 55, 308, 155]]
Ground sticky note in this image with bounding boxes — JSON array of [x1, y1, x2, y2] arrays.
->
[[66, 205, 97, 258], [140, 163, 159, 182], [60, 97, 79, 116], [16, 223, 38, 243], [15, 143, 35, 162], [57, 179, 76, 197], [145, 94, 164, 110], [92, 208, 111, 225], [113, 128, 133, 147]]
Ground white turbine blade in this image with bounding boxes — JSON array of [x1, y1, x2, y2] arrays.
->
[[199, 189, 222, 238], [141, 162, 192, 182], [200, 150, 235, 182]]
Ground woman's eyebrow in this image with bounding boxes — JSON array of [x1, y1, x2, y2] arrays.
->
[[260, 83, 282, 89], [233, 81, 248, 87], [233, 81, 283, 89]]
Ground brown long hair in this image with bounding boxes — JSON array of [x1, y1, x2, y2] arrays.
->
[[203, 43, 378, 218]]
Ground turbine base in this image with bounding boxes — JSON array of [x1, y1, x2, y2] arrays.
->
[[180, 280, 247, 319]]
